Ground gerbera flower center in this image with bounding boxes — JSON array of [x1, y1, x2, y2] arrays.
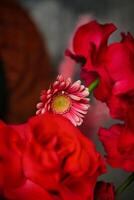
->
[[51, 94, 71, 114]]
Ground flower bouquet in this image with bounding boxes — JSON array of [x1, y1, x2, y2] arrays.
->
[[0, 20, 134, 200]]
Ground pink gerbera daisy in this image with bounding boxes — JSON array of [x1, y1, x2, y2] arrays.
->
[[36, 75, 90, 126]]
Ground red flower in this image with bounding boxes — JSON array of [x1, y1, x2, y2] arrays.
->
[[67, 21, 134, 113], [0, 114, 105, 200], [107, 91, 134, 122], [94, 181, 115, 200], [99, 124, 134, 171], [107, 33, 134, 95], [72, 20, 116, 59], [107, 32, 134, 120], [22, 113, 105, 200], [4, 180, 58, 200], [66, 20, 116, 102], [105, 33, 134, 120], [0, 121, 25, 193]]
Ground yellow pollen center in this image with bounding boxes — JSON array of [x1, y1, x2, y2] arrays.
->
[[51, 94, 71, 114]]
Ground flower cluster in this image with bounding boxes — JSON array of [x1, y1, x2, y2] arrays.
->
[[67, 20, 134, 174], [0, 113, 105, 200]]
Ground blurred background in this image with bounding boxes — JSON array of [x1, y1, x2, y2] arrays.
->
[[21, 0, 134, 65], [0, 0, 134, 199]]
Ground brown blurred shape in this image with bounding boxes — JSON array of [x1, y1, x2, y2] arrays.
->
[[0, 0, 53, 123]]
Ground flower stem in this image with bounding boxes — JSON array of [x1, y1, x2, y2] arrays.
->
[[115, 173, 134, 197], [88, 79, 99, 94]]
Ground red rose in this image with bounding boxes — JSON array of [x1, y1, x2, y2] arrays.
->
[[22, 113, 105, 200], [99, 124, 134, 171], [4, 180, 58, 200], [0, 121, 54, 200], [1, 114, 105, 200], [94, 181, 115, 200]]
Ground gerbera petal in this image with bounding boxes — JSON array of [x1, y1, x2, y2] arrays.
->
[[69, 94, 81, 101], [68, 80, 81, 92], [81, 98, 90, 103], [70, 109, 80, 122], [47, 89, 51, 94], [79, 85, 86, 91], [47, 94, 52, 99], [53, 81, 59, 88], [36, 102, 43, 109], [73, 103, 90, 111], [72, 106, 87, 115], [65, 77, 72, 88], [79, 88, 89, 97], [71, 107, 85, 118], [36, 109, 41, 115], [77, 118, 83, 126], [64, 113, 77, 126], [57, 74, 64, 82], [41, 108, 46, 114]]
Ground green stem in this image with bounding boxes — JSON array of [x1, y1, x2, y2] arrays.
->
[[115, 173, 134, 197], [88, 79, 99, 94]]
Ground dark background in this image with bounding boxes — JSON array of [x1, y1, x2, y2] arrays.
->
[[20, 0, 134, 66]]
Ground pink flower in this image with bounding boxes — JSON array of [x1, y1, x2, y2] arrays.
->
[[36, 75, 90, 126]]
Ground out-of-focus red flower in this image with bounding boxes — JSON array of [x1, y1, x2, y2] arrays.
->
[[67, 21, 134, 116], [22, 113, 106, 200], [103, 33, 134, 122], [94, 181, 115, 200], [72, 20, 116, 59], [106, 33, 134, 119], [4, 180, 58, 200], [66, 20, 116, 102], [0, 114, 105, 200], [104, 33, 134, 120], [107, 33, 134, 96], [99, 124, 134, 171], [0, 121, 25, 193], [107, 91, 134, 123]]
